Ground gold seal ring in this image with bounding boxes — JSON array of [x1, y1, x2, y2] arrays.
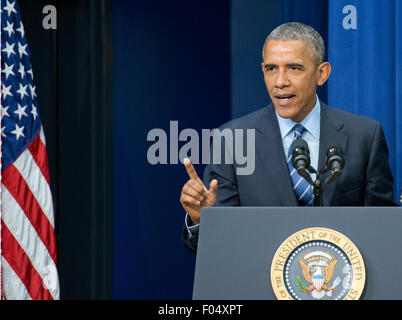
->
[[270, 227, 365, 300]]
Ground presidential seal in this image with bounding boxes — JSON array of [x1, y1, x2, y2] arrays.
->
[[270, 227, 365, 300]]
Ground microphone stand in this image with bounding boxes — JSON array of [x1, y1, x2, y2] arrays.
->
[[303, 166, 340, 207], [303, 166, 322, 207], [296, 166, 322, 207]]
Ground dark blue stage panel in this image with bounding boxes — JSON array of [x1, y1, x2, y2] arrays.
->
[[112, 0, 230, 299]]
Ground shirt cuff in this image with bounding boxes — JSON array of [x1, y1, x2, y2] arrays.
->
[[184, 213, 200, 240]]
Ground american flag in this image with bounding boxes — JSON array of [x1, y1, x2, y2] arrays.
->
[[0, 0, 59, 299]]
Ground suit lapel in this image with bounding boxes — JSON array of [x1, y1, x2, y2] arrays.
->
[[318, 103, 349, 206], [255, 104, 298, 206]]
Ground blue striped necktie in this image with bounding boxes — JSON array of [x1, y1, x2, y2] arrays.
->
[[287, 124, 314, 206]]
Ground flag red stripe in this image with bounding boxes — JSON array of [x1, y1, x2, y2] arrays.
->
[[1, 222, 53, 300], [28, 134, 50, 185], [3, 164, 57, 265]]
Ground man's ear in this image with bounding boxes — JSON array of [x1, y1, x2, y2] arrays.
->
[[261, 62, 265, 73], [317, 62, 332, 86]]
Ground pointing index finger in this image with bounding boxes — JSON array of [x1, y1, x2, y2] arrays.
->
[[183, 158, 207, 192], [184, 158, 199, 180]]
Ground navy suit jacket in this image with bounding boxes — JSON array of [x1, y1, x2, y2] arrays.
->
[[183, 102, 396, 253]]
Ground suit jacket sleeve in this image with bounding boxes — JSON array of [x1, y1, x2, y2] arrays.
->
[[364, 122, 397, 206]]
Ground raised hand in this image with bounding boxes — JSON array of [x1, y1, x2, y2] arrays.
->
[[180, 158, 218, 225]]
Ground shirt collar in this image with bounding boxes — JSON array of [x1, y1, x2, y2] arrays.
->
[[275, 95, 321, 140]]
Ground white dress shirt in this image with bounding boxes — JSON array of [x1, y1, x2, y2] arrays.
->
[[275, 95, 321, 178]]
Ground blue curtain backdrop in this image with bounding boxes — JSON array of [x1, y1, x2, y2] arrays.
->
[[327, 0, 401, 204]]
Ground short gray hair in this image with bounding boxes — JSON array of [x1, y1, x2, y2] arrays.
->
[[262, 22, 325, 64]]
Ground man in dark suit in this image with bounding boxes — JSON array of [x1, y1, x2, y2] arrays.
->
[[179, 22, 396, 253]]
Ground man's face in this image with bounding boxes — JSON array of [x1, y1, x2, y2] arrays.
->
[[261, 40, 330, 122]]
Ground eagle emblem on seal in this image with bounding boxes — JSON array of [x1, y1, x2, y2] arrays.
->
[[298, 250, 338, 293]]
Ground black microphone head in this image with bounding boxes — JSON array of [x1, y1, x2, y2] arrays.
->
[[326, 142, 345, 169], [326, 141, 342, 152], [291, 138, 311, 171], [292, 138, 310, 153]]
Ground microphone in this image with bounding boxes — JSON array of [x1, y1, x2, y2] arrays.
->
[[325, 143, 345, 182], [291, 138, 311, 181]]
